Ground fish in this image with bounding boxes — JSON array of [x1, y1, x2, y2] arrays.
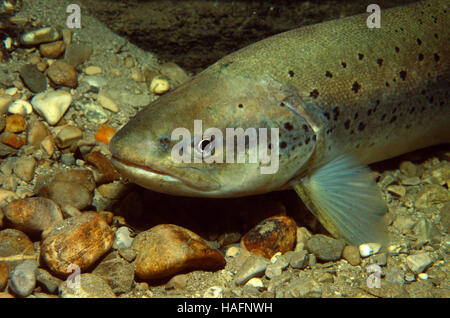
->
[[109, 0, 449, 246]]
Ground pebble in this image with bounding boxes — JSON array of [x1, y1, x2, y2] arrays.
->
[[0, 132, 25, 149], [370, 252, 388, 266], [92, 257, 134, 295], [52, 169, 96, 192], [0, 208, 3, 228], [46, 61, 78, 88], [133, 224, 226, 280], [225, 246, 240, 258], [85, 151, 120, 183], [406, 253, 433, 274], [39, 180, 93, 211], [342, 245, 361, 266], [277, 276, 322, 298], [35, 268, 62, 294], [150, 77, 170, 95], [82, 103, 108, 124], [0, 189, 18, 205], [8, 100, 33, 116], [160, 62, 190, 86], [96, 93, 119, 113], [3, 197, 63, 235], [306, 234, 346, 261], [265, 262, 284, 279], [166, 274, 188, 290], [387, 185, 406, 197], [31, 90, 72, 125], [41, 212, 114, 276], [40, 136, 55, 157], [0, 95, 13, 114], [63, 43, 93, 67], [61, 205, 82, 219], [234, 254, 269, 285], [21, 27, 62, 46], [242, 215, 297, 259], [289, 250, 309, 269], [9, 259, 38, 297], [39, 41, 66, 59], [118, 247, 136, 263], [97, 182, 127, 199], [400, 176, 421, 186], [19, 64, 47, 93], [12, 156, 36, 182], [84, 66, 102, 75], [245, 277, 264, 289], [0, 141, 18, 156], [130, 67, 145, 82], [61, 153, 75, 165], [417, 273, 428, 280], [399, 161, 417, 176], [26, 119, 50, 149], [0, 262, 7, 290], [393, 215, 416, 234], [5, 114, 26, 133], [359, 243, 382, 257], [0, 229, 35, 270], [59, 273, 115, 298], [54, 125, 83, 148], [112, 226, 133, 249]]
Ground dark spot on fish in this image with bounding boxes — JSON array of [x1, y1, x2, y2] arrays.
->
[[354, 112, 359, 120], [325, 71, 333, 78], [323, 112, 330, 120], [284, 122, 294, 131], [389, 116, 397, 123], [333, 107, 340, 121], [310, 89, 319, 99], [328, 145, 332, 150], [351, 81, 360, 93], [305, 137, 310, 145], [288, 70, 295, 78], [434, 53, 440, 62], [376, 58, 383, 67], [312, 135, 316, 142], [367, 109, 372, 116], [302, 124, 309, 133], [392, 107, 397, 114], [417, 38, 422, 45], [358, 53, 364, 60], [409, 107, 415, 114], [280, 141, 287, 149], [238, 103, 243, 108], [381, 114, 386, 121], [350, 130, 354, 135], [393, 77, 396, 82], [280, 102, 285, 107], [421, 89, 426, 95], [298, 141, 303, 147], [268, 143, 272, 150], [358, 122, 366, 131], [395, 46, 400, 53], [434, 33, 439, 39], [400, 27, 404, 31], [344, 119, 350, 129], [418, 53, 424, 61], [375, 100, 380, 106], [399, 71, 407, 81], [341, 62, 347, 68], [385, 82, 390, 87], [326, 128, 332, 135]]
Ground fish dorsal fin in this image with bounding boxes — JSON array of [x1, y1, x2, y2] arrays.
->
[[293, 154, 389, 246]]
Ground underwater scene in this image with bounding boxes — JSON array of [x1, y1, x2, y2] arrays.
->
[[0, 0, 448, 300]]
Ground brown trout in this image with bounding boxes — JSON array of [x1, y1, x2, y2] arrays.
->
[[109, 0, 449, 245]]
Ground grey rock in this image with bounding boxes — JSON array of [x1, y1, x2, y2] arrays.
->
[[19, 64, 47, 93], [64, 43, 93, 67], [234, 254, 269, 285], [118, 247, 137, 263], [92, 258, 135, 295], [10, 260, 38, 297], [61, 153, 76, 166], [406, 253, 433, 274], [59, 273, 116, 298], [369, 253, 388, 266], [277, 276, 322, 298], [289, 250, 309, 269], [12, 156, 36, 182], [306, 234, 345, 261], [0, 143, 18, 157], [265, 263, 283, 280], [36, 268, 63, 294]]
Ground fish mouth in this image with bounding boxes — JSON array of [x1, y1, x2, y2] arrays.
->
[[111, 156, 220, 194]]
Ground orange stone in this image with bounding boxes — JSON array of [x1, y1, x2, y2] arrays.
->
[[0, 132, 26, 149], [5, 114, 26, 133], [86, 151, 120, 183], [242, 215, 297, 259], [94, 125, 116, 145]]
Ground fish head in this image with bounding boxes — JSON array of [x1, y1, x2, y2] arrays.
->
[[109, 69, 317, 197]]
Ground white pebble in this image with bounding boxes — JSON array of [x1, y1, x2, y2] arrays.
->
[[150, 77, 170, 95], [113, 226, 133, 249], [359, 243, 382, 257], [97, 94, 119, 113], [225, 246, 240, 258], [406, 253, 433, 274], [245, 277, 264, 289], [203, 286, 223, 298], [5, 87, 18, 96], [270, 252, 282, 263], [8, 99, 33, 115], [418, 273, 428, 280], [31, 90, 72, 125]]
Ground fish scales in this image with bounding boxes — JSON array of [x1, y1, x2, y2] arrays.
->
[[212, 0, 449, 166]]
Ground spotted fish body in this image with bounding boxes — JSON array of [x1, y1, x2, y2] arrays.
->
[[110, 0, 449, 245]]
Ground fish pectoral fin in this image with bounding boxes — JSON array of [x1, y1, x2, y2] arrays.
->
[[293, 155, 389, 246]]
